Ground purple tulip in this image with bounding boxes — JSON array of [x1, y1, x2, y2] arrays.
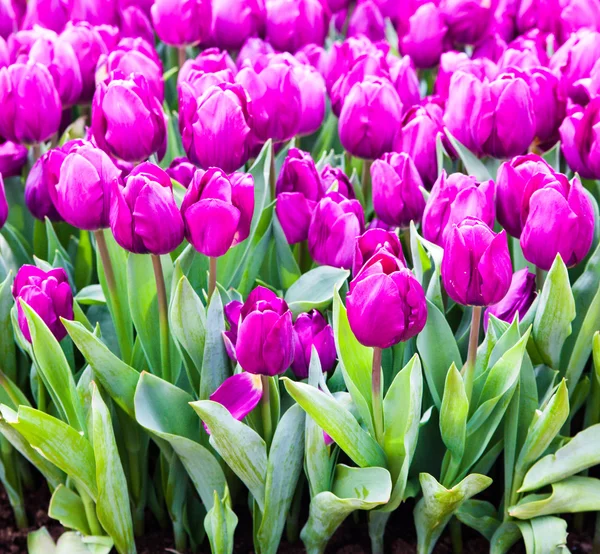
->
[[12, 265, 74, 342], [151, 0, 211, 47], [347, 249, 427, 348], [231, 286, 294, 376], [0, 62, 61, 145], [520, 173, 594, 271], [291, 309, 336, 379], [441, 0, 491, 45], [352, 228, 405, 276], [265, 0, 330, 53], [166, 157, 197, 188], [339, 0, 386, 43], [178, 47, 237, 89], [371, 152, 425, 228], [94, 24, 121, 51], [0, 37, 8, 68], [571, 58, 600, 106], [110, 163, 184, 255], [207, 372, 264, 428], [237, 37, 275, 70], [8, 27, 57, 62], [561, 0, 600, 38], [0, 175, 7, 229], [21, 0, 68, 32], [320, 165, 355, 198], [308, 191, 365, 270], [472, 32, 507, 62], [179, 82, 252, 173], [119, 5, 155, 45], [423, 171, 496, 247], [275, 148, 324, 245], [401, 2, 448, 69], [560, 98, 600, 180], [92, 72, 166, 163], [211, 0, 266, 50], [181, 168, 254, 258], [48, 141, 121, 230], [436, 51, 497, 100], [0, 140, 27, 178], [496, 154, 555, 237], [339, 77, 403, 160], [516, 0, 561, 37], [390, 56, 420, 113], [483, 268, 536, 331], [70, 0, 119, 26], [291, 60, 326, 136], [0, 0, 18, 39], [441, 217, 512, 307], [223, 299, 242, 362]]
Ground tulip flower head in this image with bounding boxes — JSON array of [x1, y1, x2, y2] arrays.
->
[[150, 0, 212, 47], [211, 0, 266, 51], [166, 157, 197, 188], [560, 98, 600, 180], [291, 309, 336, 379], [0, 141, 27, 178], [352, 228, 405, 276]]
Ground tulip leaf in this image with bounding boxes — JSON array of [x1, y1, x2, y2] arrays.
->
[[410, 223, 444, 311], [516, 516, 568, 554], [440, 363, 468, 465], [455, 500, 500, 541], [27, 527, 57, 554], [532, 255, 575, 369], [63, 320, 139, 419], [75, 285, 105, 305], [0, 405, 97, 500], [285, 266, 350, 317], [444, 130, 492, 182], [200, 291, 230, 400], [300, 465, 392, 554], [204, 488, 237, 554], [416, 298, 463, 409], [414, 472, 492, 554], [257, 404, 305, 554], [0, 275, 16, 385], [49, 485, 91, 535], [273, 216, 301, 290], [190, 400, 267, 511], [283, 378, 386, 468], [489, 521, 523, 554], [47, 532, 114, 554]]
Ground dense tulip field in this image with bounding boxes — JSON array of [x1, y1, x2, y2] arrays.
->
[[1, 0, 600, 553]]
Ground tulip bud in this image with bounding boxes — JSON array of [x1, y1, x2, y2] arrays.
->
[[178, 48, 237, 91], [422, 171, 496, 247], [48, 142, 121, 230], [472, 33, 507, 63], [223, 299, 242, 362], [0, 141, 27, 178], [179, 82, 252, 173], [308, 191, 365, 269], [151, 0, 212, 47], [352, 228, 405, 276], [0, 175, 7, 229], [70, 0, 119, 26], [441, 217, 512, 306], [0, 37, 8, 68], [0, 62, 61, 144], [207, 372, 263, 428], [390, 55, 420, 112], [520, 174, 594, 271], [12, 265, 74, 342], [292, 61, 326, 136], [483, 268, 536, 331], [265, 0, 330, 53], [0, 0, 18, 40], [92, 72, 166, 163], [496, 154, 555, 237], [560, 98, 600, 179], [339, 0, 386, 43], [291, 309, 336, 378], [320, 165, 355, 198], [339, 77, 403, 160], [8, 27, 58, 62], [441, 0, 492, 45], [275, 148, 324, 244], [237, 37, 275, 70], [166, 157, 197, 188], [371, 152, 425, 228], [347, 249, 427, 348], [232, 286, 294, 376], [401, 2, 448, 69], [181, 168, 254, 258], [119, 5, 155, 45], [110, 163, 184, 255], [211, 0, 266, 50], [436, 51, 497, 100]]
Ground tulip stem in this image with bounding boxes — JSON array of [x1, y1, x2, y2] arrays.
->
[[402, 227, 412, 266], [463, 306, 482, 403], [361, 160, 372, 206], [269, 141, 276, 201], [151, 255, 171, 384], [536, 266, 545, 290], [260, 375, 273, 448], [32, 143, 41, 164], [208, 257, 217, 302], [371, 347, 384, 444], [178, 46, 186, 69]]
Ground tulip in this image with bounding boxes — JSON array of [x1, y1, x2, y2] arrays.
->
[[165, 157, 197, 188], [232, 286, 294, 376], [8, 27, 58, 62], [181, 168, 254, 258], [119, 5, 155, 45], [0, 175, 7, 229], [211, 0, 266, 50], [472, 32, 507, 62], [560, 98, 600, 179], [347, 248, 427, 348], [291, 310, 336, 379], [435, 51, 497, 100], [92, 72, 166, 163], [223, 299, 242, 362], [178, 48, 237, 89], [94, 24, 121, 51], [497, 46, 541, 71], [571, 58, 600, 106], [292, 61, 326, 136], [308, 191, 365, 269], [371, 152, 425, 228], [401, 2, 448, 69], [110, 163, 184, 255], [441, 0, 492, 45], [390, 56, 420, 113], [483, 268, 536, 331], [70, 0, 119, 26], [496, 154, 555, 237], [151, 0, 212, 47], [320, 165, 355, 198], [179, 82, 252, 173], [48, 142, 121, 230], [441, 217, 512, 306], [340, 0, 386, 43], [561, 0, 600, 37], [339, 77, 403, 160], [520, 174, 594, 271], [352, 228, 405, 276], [0, 0, 18, 39], [0, 37, 8, 68], [237, 37, 275, 70], [12, 265, 74, 342], [516, 0, 561, 36], [265, 0, 330, 53], [0, 141, 27, 178], [207, 373, 264, 428], [275, 148, 324, 244]]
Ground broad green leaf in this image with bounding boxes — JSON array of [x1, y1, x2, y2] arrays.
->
[[91, 384, 136, 554], [440, 363, 468, 461], [516, 516, 568, 554], [273, 216, 301, 289], [409, 224, 444, 310], [74, 230, 93, 291], [284, 266, 349, 317], [200, 292, 230, 400], [0, 273, 16, 382], [204, 489, 237, 554], [49, 485, 91, 535], [28, 527, 57, 554], [76, 285, 105, 305], [45, 218, 75, 287], [55, 532, 114, 554], [283, 378, 386, 468], [490, 521, 522, 554], [444, 130, 492, 181], [190, 400, 267, 511], [0, 436, 26, 528], [455, 500, 500, 541], [257, 404, 305, 554], [532, 255, 575, 369]]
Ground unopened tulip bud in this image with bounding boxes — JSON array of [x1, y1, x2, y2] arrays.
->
[[352, 228, 405, 276], [291, 310, 336, 378], [151, 0, 212, 47]]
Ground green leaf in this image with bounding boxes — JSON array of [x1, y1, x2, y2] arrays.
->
[[200, 292, 230, 400], [28, 527, 57, 554], [49, 485, 91, 535], [516, 516, 568, 554], [0, 273, 16, 382], [440, 363, 468, 461], [54, 532, 114, 554], [74, 230, 93, 291], [75, 285, 105, 306], [45, 218, 75, 287], [490, 521, 523, 554], [257, 404, 305, 554], [444, 130, 492, 182], [204, 488, 237, 554], [91, 384, 136, 554], [532, 255, 575, 369], [283, 378, 386, 468], [190, 400, 267, 511], [284, 266, 349, 317], [455, 500, 500, 541], [273, 216, 301, 289], [409, 224, 444, 310]]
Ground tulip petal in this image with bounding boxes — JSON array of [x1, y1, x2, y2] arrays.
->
[[209, 372, 263, 424]]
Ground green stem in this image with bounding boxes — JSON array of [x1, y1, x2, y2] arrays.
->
[[372, 347, 384, 444], [269, 141, 276, 201], [208, 257, 217, 302], [536, 266, 545, 290], [463, 306, 482, 403], [341, 0, 356, 36], [178, 46, 186, 69], [402, 227, 412, 266], [261, 376, 273, 448], [449, 517, 463, 554], [152, 254, 171, 384], [361, 160, 372, 206], [32, 143, 41, 164], [80, 488, 103, 536]]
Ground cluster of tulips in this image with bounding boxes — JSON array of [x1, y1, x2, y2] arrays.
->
[[1, 0, 600, 553]]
